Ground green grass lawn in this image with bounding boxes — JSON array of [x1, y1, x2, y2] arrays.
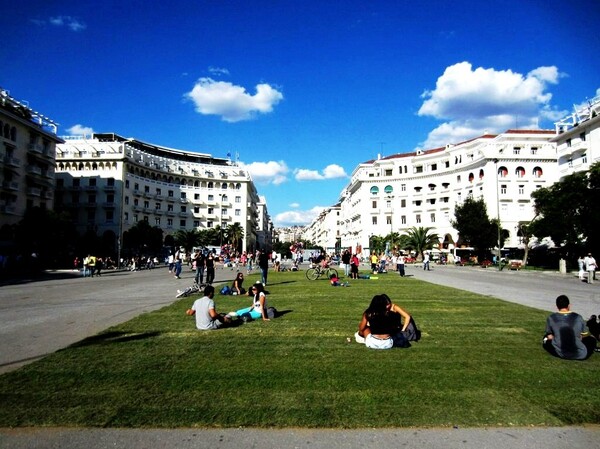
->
[[1, 269, 599, 428]]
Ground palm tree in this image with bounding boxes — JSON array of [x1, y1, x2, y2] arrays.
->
[[225, 222, 245, 252], [386, 232, 402, 253], [403, 226, 440, 261], [173, 229, 201, 253], [369, 235, 386, 255]]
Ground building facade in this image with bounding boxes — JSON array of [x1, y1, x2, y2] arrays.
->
[[54, 133, 264, 256], [552, 93, 600, 180], [0, 88, 62, 229], [301, 205, 341, 253], [334, 129, 557, 256]]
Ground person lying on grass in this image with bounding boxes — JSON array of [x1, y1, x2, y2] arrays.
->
[[186, 284, 232, 330], [227, 282, 274, 322], [355, 294, 412, 349]]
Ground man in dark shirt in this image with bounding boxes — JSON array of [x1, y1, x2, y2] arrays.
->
[[543, 295, 596, 360]]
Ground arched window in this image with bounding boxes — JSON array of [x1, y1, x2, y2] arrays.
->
[[221, 182, 227, 189], [479, 169, 484, 179], [370, 186, 379, 195], [208, 182, 214, 189], [498, 166, 508, 177], [10, 126, 17, 141], [468, 172, 474, 183], [384, 185, 393, 194], [428, 183, 436, 191], [516, 166, 525, 178], [236, 183, 241, 189], [532, 167, 543, 178]]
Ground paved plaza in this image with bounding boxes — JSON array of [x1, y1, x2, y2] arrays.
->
[[1, 263, 599, 448]]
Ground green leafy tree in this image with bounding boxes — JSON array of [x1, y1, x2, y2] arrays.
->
[[530, 161, 600, 259], [403, 226, 440, 260], [451, 197, 497, 256], [369, 235, 386, 254], [123, 220, 163, 256], [386, 231, 402, 253]]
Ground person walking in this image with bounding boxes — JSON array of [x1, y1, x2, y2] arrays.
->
[[342, 250, 351, 277], [258, 250, 269, 286], [205, 251, 216, 284], [192, 248, 205, 285], [397, 253, 406, 277], [584, 253, 596, 284], [423, 252, 430, 271]]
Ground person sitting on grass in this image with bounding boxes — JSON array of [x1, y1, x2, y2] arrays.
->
[[186, 285, 232, 330], [227, 282, 274, 322], [330, 274, 348, 287], [355, 294, 412, 349], [231, 272, 246, 295], [543, 294, 596, 360]]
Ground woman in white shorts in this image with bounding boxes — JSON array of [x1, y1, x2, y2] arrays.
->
[[355, 294, 411, 349]]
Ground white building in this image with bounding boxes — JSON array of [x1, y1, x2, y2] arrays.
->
[[338, 129, 557, 256], [0, 88, 62, 228], [54, 133, 263, 255], [255, 195, 274, 251], [301, 204, 341, 254], [552, 93, 600, 180]]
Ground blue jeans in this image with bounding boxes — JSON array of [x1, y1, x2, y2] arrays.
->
[[235, 306, 262, 320]]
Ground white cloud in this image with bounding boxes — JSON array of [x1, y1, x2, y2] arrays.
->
[[274, 206, 325, 227], [48, 16, 86, 31], [289, 202, 300, 208], [208, 66, 230, 77], [67, 124, 94, 136], [185, 77, 283, 122], [240, 160, 289, 185], [417, 62, 566, 148], [294, 164, 348, 181]]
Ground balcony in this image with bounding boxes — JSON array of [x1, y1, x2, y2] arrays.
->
[[84, 185, 97, 191], [102, 202, 116, 208], [27, 187, 42, 197], [179, 212, 189, 217], [2, 181, 19, 191], [27, 165, 42, 176], [104, 185, 115, 191], [154, 209, 164, 215], [3, 156, 21, 167], [27, 143, 43, 154], [0, 204, 17, 214], [133, 189, 142, 197], [84, 202, 97, 208]]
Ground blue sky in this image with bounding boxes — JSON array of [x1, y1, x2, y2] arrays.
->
[[2, 0, 599, 226]]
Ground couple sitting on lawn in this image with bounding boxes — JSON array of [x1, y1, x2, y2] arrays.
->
[[186, 283, 274, 330], [355, 293, 421, 350]]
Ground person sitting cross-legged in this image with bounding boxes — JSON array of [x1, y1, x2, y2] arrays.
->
[[186, 285, 232, 330], [543, 294, 596, 360]]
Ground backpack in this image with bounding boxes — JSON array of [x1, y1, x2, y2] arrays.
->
[[402, 317, 422, 342], [220, 286, 231, 295]]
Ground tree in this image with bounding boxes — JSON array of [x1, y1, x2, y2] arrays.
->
[[451, 197, 497, 256], [123, 220, 163, 256], [385, 232, 402, 253], [369, 235, 386, 255], [403, 227, 440, 260], [530, 161, 600, 260], [173, 229, 201, 253], [225, 222, 244, 252]]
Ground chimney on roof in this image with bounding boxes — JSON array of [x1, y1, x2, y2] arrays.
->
[[377, 153, 381, 160]]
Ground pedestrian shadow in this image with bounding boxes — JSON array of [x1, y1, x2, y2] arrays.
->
[[67, 330, 161, 348], [274, 309, 293, 318]]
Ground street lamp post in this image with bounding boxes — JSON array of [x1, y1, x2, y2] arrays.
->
[[493, 159, 501, 270]]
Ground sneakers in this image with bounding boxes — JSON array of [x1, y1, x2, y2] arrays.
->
[[354, 332, 366, 344], [226, 312, 238, 319]]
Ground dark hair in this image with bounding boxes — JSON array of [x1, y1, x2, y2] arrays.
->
[[204, 285, 215, 297], [236, 272, 244, 280], [365, 294, 392, 319], [556, 294, 570, 310]]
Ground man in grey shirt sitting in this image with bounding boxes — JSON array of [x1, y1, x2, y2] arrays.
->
[[186, 285, 231, 330], [543, 295, 596, 360]]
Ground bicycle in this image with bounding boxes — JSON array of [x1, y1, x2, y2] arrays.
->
[[176, 282, 206, 298], [305, 265, 338, 281]]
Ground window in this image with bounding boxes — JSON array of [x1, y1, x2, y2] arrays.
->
[[498, 167, 508, 177], [106, 210, 114, 222], [401, 184, 406, 192], [107, 178, 115, 187], [180, 220, 186, 227], [415, 166, 423, 173], [235, 209, 241, 216], [74, 178, 81, 187], [566, 139, 572, 147], [533, 167, 543, 178], [194, 206, 200, 213], [88, 194, 96, 204], [416, 214, 421, 224], [568, 158, 573, 167], [518, 185, 524, 195], [516, 167, 525, 178], [134, 198, 139, 206], [168, 204, 174, 212], [500, 184, 507, 194], [167, 218, 173, 226], [168, 190, 174, 197], [208, 194, 214, 201], [194, 220, 200, 227], [531, 147, 538, 155], [155, 218, 161, 226], [181, 206, 187, 213], [125, 196, 129, 205], [468, 173, 474, 183], [208, 207, 214, 214], [386, 200, 392, 209], [144, 200, 149, 208], [144, 185, 149, 193], [221, 208, 227, 216], [384, 185, 393, 194], [401, 215, 406, 224], [124, 212, 129, 222], [125, 180, 130, 188], [207, 221, 213, 228], [370, 186, 379, 195], [157, 188, 162, 195], [181, 192, 186, 199], [580, 132, 586, 142], [235, 196, 241, 203], [582, 153, 588, 164], [87, 210, 95, 221], [457, 175, 461, 182], [401, 199, 406, 207], [134, 214, 138, 223], [372, 200, 377, 208], [385, 169, 392, 176], [386, 216, 391, 225], [513, 147, 521, 155], [372, 216, 377, 225], [430, 213, 435, 223], [431, 163, 437, 171]]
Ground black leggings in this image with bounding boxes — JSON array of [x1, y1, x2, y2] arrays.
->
[[543, 336, 597, 360]]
